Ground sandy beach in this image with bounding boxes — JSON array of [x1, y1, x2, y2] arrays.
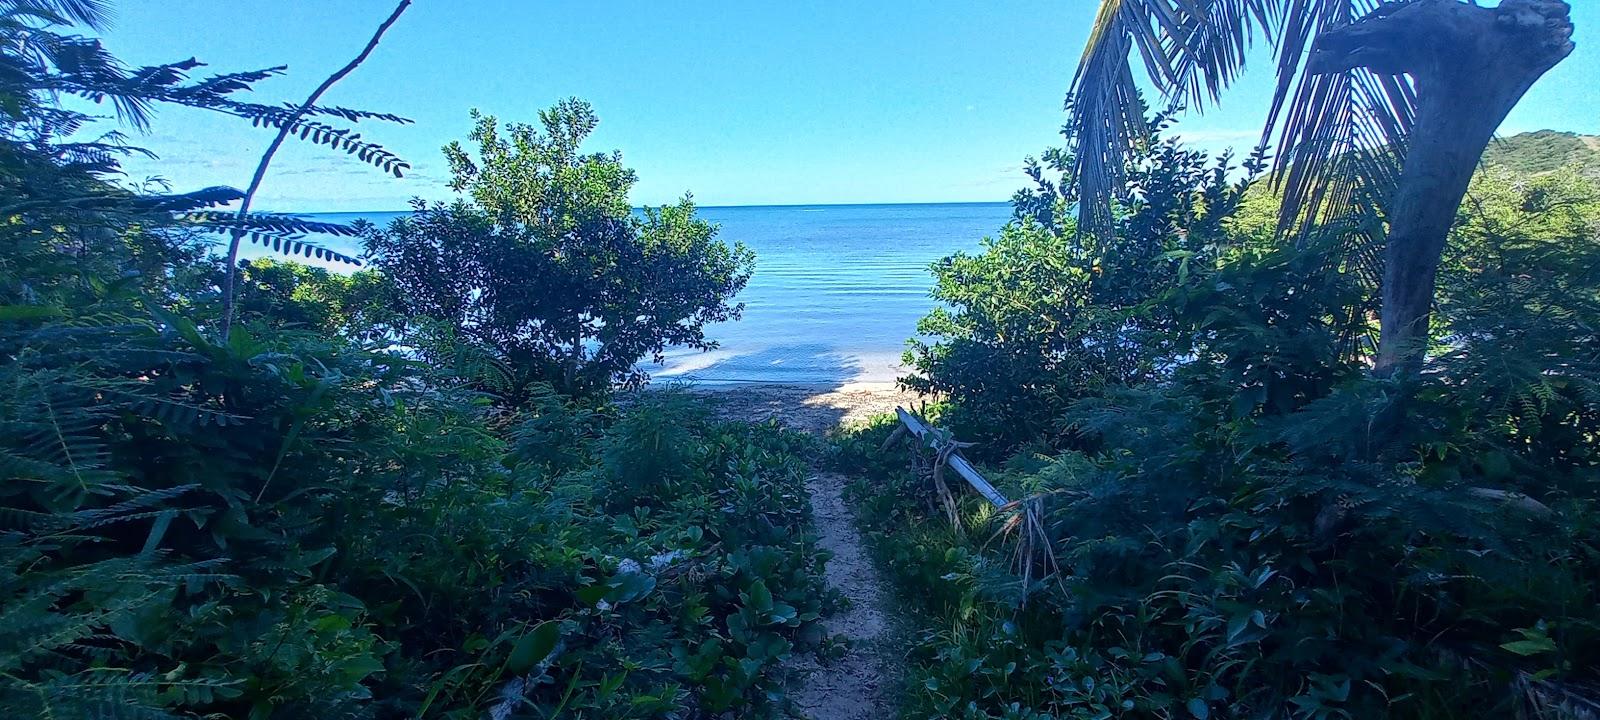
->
[[687, 381, 929, 435]]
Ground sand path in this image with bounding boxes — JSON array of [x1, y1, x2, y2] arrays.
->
[[696, 384, 907, 719]]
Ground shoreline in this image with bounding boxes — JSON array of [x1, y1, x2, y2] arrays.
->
[[658, 381, 927, 435]]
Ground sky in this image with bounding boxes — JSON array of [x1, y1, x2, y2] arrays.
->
[[92, 1, 1600, 212]]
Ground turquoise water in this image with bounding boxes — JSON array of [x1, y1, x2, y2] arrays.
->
[[282, 202, 1012, 386]]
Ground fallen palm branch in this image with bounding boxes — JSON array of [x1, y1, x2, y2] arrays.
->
[[890, 407, 1008, 507], [885, 406, 1061, 603]]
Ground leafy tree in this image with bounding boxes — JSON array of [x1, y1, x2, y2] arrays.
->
[[365, 100, 754, 399], [1068, 0, 1576, 372], [2, 5, 829, 718], [224, 259, 396, 341], [0, 2, 838, 716]]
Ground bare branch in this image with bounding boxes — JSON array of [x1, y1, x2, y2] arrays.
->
[[220, 0, 412, 338]]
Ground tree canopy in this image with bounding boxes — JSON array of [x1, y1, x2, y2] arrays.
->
[[365, 100, 754, 398]]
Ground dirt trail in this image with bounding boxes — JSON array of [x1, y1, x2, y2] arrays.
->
[[693, 385, 904, 718], [787, 471, 898, 720]]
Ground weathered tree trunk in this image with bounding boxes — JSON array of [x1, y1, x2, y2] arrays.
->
[[1308, 0, 1574, 373]]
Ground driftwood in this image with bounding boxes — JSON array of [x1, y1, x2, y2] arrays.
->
[[891, 407, 1009, 508], [877, 423, 908, 453]]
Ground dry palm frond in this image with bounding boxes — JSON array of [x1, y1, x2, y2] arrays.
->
[[1069, 0, 1413, 272]]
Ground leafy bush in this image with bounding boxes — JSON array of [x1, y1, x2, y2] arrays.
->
[[335, 391, 836, 718], [221, 259, 397, 342], [1, 299, 834, 717], [364, 100, 755, 399], [904, 115, 1260, 454]]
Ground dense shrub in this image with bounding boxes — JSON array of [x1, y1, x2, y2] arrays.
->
[[0, 8, 829, 718], [1, 303, 834, 717], [904, 116, 1260, 454], [221, 259, 397, 342], [364, 100, 755, 400]]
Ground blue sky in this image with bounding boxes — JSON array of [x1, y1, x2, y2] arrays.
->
[[97, 1, 1599, 212]]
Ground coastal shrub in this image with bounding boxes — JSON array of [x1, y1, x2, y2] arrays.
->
[[363, 100, 756, 400], [334, 391, 835, 718], [859, 133, 1600, 718], [220, 259, 397, 343], [904, 115, 1261, 454], [2, 150, 830, 720], [1, 299, 833, 717]]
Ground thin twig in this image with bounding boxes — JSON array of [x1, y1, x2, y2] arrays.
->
[[220, 0, 413, 338]]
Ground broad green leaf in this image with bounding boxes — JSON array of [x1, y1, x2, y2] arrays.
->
[[1501, 638, 1556, 656], [746, 579, 774, 613], [507, 620, 561, 674]]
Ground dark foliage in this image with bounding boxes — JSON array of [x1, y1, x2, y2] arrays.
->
[[904, 114, 1266, 454], [364, 100, 754, 399], [851, 122, 1600, 719], [0, 8, 829, 718]]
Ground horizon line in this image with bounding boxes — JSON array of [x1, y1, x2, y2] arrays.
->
[[282, 198, 1015, 216]]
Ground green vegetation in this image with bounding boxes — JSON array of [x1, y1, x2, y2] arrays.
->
[[904, 122, 1261, 452], [1484, 131, 1600, 179], [840, 116, 1600, 718], [1066, 0, 1576, 374], [5, 2, 1597, 719], [0, 6, 826, 718], [365, 101, 754, 400]]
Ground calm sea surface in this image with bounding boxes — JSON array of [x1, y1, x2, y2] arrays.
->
[[286, 202, 1012, 386]]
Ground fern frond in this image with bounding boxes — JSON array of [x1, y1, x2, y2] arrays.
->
[[180, 211, 365, 265], [77, 382, 246, 428], [183, 211, 362, 237], [284, 101, 413, 126], [240, 111, 411, 177]]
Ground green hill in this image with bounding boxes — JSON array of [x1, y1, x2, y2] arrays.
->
[[1482, 130, 1600, 177]]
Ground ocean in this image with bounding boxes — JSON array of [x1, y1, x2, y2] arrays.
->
[[279, 202, 1013, 386]]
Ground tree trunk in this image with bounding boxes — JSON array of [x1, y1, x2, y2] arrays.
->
[[1308, 0, 1574, 373]]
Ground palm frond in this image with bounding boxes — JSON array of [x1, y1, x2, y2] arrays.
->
[[1166, 0, 1282, 107], [0, 0, 112, 29], [1069, 0, 1278, 236], [1265, 0, 1411, 264], [1068, 0, 1415, 251]]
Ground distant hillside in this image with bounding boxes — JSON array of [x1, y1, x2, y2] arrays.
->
[[1482, 130, 1600, 177]]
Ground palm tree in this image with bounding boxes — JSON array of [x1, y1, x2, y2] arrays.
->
[[1069, 0, 1574, 372]]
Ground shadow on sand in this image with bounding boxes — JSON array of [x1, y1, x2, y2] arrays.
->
[[654, 343, 864, 388], [643, 344, 917, 435]]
